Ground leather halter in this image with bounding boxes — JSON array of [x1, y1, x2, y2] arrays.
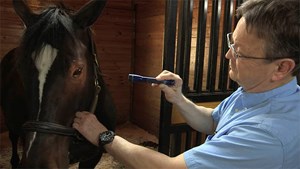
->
[[22, 28, 101, 138]]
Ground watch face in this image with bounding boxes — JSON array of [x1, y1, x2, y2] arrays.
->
[[99, 130, 115, 147]]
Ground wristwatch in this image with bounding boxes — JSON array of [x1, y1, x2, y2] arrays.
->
[[98, 130, 115, 147]]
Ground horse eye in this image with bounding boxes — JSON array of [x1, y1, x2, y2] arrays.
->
[[73, 67, 83, 78]]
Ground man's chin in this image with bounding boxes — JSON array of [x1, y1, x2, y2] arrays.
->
[[229, 71, 237, 81]]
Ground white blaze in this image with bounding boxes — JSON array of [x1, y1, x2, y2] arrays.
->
[[26, 44, 57, 157], [33, 44, 57, 109]]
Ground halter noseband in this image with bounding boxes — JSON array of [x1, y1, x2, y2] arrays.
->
[[22, 28, 101, 138]]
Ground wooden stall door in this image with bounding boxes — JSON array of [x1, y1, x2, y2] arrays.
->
[[159, 0, 243, 156]]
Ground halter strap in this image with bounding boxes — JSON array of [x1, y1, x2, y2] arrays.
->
[[23, 121, 77, 137], [88, 28, 101, 113]]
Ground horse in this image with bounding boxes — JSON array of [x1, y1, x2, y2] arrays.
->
[[0, 0, 116, 168]]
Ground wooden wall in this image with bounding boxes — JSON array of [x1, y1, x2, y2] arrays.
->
[[0, 0, 134, 132], [131, 0, 166, 136]]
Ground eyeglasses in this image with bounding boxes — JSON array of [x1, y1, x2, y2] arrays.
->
[[226, 32, 270, 60]]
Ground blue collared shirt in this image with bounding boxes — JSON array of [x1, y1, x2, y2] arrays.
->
[[184, 78, 300, 169]]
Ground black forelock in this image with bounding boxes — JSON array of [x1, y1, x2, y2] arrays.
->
[[20, 6, 76, 62]]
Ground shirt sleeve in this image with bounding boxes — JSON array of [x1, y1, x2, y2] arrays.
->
[[183, 125, 283, 169]]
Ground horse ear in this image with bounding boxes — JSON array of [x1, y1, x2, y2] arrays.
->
[[13, 0, 37, 27], [72, 0, 107, 28]]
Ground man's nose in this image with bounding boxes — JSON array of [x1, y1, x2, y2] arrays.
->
[[225, 49, 232, 59]]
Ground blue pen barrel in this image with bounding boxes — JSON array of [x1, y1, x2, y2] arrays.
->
[[128, 74, 175, 86]]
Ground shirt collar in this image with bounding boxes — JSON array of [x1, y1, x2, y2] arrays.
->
[[240, 78, 299, 109]]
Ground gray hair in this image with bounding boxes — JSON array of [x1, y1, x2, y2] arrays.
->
[[236, 0, 299, 76]]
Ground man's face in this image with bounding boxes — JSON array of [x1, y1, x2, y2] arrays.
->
[[225, 17, 278, 92]]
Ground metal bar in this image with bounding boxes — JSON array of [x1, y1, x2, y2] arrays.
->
[[173, 133, 182, 156], [194, 0, 208, 92], [176, 0, 193, 94], [169, 123, 193, 132], [185, 130, 192, 149], [159, 0, 178, 155], [182, 0, 193, 93], [196, 132, 202, 145], [218, 0, 234, 91], [169, 134, 175, 156], [186, 91, 233, 102], [176, 0, 185, 77], [206, 0, 221, 92]]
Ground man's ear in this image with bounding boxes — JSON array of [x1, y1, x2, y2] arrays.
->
[[272, 58, 295, 81]]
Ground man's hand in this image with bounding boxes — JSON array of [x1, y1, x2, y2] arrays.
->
[[73, 111, 107, 146], [154, 70, 185, 105]]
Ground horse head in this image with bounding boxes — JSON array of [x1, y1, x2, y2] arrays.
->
[[2, 0, 116, 168]]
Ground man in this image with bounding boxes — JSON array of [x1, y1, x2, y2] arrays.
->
[[73, 0, 300, 168]]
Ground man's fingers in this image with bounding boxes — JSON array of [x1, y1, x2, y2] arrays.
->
[[73, 118, 80, 123], [75, 111, 91, 118], [72, 122, 79, 128]]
